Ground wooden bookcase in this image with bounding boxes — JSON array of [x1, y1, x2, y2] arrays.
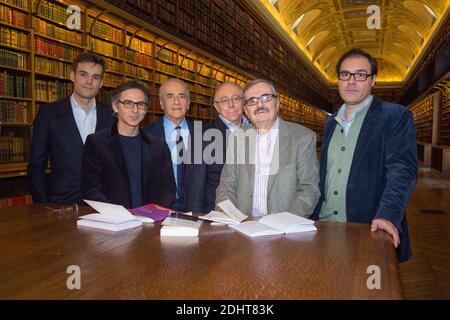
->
[[440, 82, 450, 146], [0, 0, 328, 182], [410, 95, 433, 143]]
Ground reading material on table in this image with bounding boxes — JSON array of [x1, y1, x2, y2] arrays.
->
[[160, 217, 203, 237], [128, 203, 172, 222], [230, 212, 317, 237], [199, 199, 248, 225], [78, 200, 143, 231]]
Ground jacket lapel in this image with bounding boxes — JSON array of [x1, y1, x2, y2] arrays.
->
[[348, 97, 382, 181], [60, 97, 84, 148], [267, 119, 288, 195]]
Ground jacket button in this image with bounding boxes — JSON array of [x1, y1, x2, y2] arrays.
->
[[333, 210, 338, 215], [333, 191, 338, 195], [341, 146, 346, 151], [337, 168, 342, 173]]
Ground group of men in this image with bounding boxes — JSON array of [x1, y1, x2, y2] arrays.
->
[[28, 48, 417, 262]]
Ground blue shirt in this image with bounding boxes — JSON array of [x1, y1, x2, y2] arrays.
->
[[163, 116, 189, 194], [219, 115, 249, 133], [337, 95, 373, 137]]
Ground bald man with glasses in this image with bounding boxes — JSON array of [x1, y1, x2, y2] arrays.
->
[[215, 79, 320, 217]]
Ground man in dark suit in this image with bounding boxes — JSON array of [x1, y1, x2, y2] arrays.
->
[[144, 78, 206, 213], [28, 53, 113, 204], [81, 80, 176, 208], [204, 82, 248, 212], [311, 48, 418, 262]]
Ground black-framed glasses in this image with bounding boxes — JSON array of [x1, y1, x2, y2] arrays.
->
[[118, 100, 149, 110], [244, 94, 277, 106], [338, 72, 372, 81], [215, 96, 243, 107]]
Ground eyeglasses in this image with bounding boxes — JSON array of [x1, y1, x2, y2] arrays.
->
[[244, 94, 277, 106], [46, 204, 79, 214], [215, 96, 242, 107], [338, 72, 372, 81], [118, 100, 149, 110]]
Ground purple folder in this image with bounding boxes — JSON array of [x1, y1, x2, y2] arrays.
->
[[129, 204, 170, 222]]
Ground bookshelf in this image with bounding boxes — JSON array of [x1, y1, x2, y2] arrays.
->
[[410, 95, 433, 143], [440, 82, 450, 146], [0, 0, 328, 183]]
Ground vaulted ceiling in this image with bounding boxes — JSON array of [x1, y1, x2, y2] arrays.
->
[[255, 0, 449, 85]]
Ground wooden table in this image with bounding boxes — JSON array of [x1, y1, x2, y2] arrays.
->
[[0, 204, 403, 299]]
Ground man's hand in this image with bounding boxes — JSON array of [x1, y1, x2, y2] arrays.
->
[[371, 218, 400, 248]]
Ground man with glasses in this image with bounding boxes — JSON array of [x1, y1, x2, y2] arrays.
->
[[215, 79, 320, 217], [81, 80, 176, 208], [28, 53, 113, 205], [144, 78, 206, 213], [311, 48, 417, 262], [204, 82, 249, 211]]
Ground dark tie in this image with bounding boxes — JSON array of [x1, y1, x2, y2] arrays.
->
[[175, 126, 185, 200]]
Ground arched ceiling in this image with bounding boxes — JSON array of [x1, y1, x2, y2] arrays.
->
[[259, 0, 449, 84]]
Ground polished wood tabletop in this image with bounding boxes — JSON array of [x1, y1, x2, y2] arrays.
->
[[0, 204, 402, 299]]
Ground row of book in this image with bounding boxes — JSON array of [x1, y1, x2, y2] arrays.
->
[[0, 194, 32, 209], [0, 135, 24, 162], [32, 17, 82, 46], [126, 35, 153, 56], [0, 100, 28, 123], [86, 16, 123, 44], [157, 47, 176, 64], [0, 4, 27, 27], [34, 0, 80, 27], [155, 60, 176, 75], [0, 71, 27, 97], [87, 36, 123, 59], [125, 63, 151, 80], [35, 56, 71, 78], [102, 72, 122, 88], [125, 49, 154, 68], [35, 36, 82, 61], [178, 69, 195, 81], [0, 27, 28, 50], [35, 79, 72, 102], [104, 57, 121, 73], [1, 0, 28, 10], [178, 56, 196, 71], [0, 48, 27, 69]]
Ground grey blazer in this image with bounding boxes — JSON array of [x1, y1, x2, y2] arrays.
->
[[215, 118, 320, 217]]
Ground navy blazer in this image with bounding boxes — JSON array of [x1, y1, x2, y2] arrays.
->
[[81, 121, 176, 209], [28, 97, 113, 204], [311, 96, 418, 262], [143, 118, 207, 213], [204, 117, 229, 212]]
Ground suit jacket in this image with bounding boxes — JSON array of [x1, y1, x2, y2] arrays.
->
[[143, 118, 207, 213], [81, 121, 176, 208], [215, 118, 320, 217], [311, 97, 417, 262], [28, 97, 113, 204], [204, 117, 230, 212]]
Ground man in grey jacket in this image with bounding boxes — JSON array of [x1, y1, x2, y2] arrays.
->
[[215, 79, 320, 217]]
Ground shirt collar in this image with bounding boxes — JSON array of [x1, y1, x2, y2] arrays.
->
[[337, 95, 373, 123], [163, 116, 188, 131], [219, 115, 249, 132], [70, 94, 96, 114]]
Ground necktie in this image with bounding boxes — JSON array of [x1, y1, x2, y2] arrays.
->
[[175, 126, 185, 199]]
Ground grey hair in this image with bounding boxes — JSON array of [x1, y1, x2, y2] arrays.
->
[[213, 81, 243, 102], [159, 78, 190, 104], [243, 79, 278, 98]]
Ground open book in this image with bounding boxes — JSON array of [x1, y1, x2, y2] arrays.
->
[[78, 200, 144, 232], [199, 199, 248, 225], [230, 212, 317, 237], [160, 216, 203, 237]]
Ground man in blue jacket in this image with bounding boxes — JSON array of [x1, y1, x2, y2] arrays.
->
[[311, 48, 418, 262]]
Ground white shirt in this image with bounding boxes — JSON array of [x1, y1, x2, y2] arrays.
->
[[251, 118, 280, 217], [70, 95, 97, 144]]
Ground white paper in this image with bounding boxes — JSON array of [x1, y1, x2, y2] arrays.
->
[[216, 200, 247, 222], [83, 199, 136, 219], [199, 210, 242, 225]]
